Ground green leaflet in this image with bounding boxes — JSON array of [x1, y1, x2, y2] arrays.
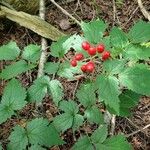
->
[[44, 62, 60, 74], [0, 41, 20, 60]]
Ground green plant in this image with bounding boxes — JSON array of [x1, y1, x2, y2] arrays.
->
[[0, 19, 150, 150]]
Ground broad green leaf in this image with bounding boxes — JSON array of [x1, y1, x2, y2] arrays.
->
[[96, 75, 120, 113], [101, 36, 111, 50], [51, 36, 69, 58], [22, 44, 41, 63], [123, 44, 150, 60], [44, 62, 60, 74], [28, 76, 50, 102], [103, 59, 126, 75], [95, 135, 132, 150], [110, 27, 129, 48], [91, 125, 108, 144], [0, 41, 20, 60], [59, 101, 79, 114], [7, 126, 28, 150], [119, 64, 150, 96], [0, 144, 2, 150], [0, 60, 35, 80], [119, 90, 141, 116], [72, 136, 94, 150], [72, 114, 84, 131], [84, 106, 104, 124], [29, 145, 45, 150], [48, 80, 64, 106], [81, 19, 107, 44], [128, 20, 150, 43], [76, 83, 96, 108], [53, 113, 73, 132], [0, 79, 26, 124]]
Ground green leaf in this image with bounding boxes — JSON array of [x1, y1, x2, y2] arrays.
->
[[95, 135, 132, 150], [119, 90, 141, 116], [0, 41, 20, 60], [123, 44, 150, 60], [91, 125, 108, 144], [84, 106, 104, 124], [76, 83, 96, 108], [51, 36, 69, 58], [103, 59, 126, 75], [48, 80, 64, 106], [28, 76, 50, 102], [53, 113, 73, 132], [22, 44, 41, 63], [110, 27, 129, 48], [0, 79, 26, 124], [128, 20, 150, 43], [59, 101, 79, 114], [96, 75, 120, 113], [72, 114, 84, 131], [7, 126, 28, 150], [81, 19, 107, 44], [29, 145, 45, 150], [44, 62, 60, 74], [119, 64, 150, 96], [0, 144, 2, 150], [72, 136, 94, 150], [0, 60, 35, 80]]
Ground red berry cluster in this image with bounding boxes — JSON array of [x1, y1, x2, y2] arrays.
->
[[70, 41, 111, 73]]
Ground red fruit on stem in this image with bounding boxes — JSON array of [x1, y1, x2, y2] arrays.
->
[[75, 53, 84, 61], [102, 51, 110, 60], [70, 59, 77, 67], [97, 44, 105, 53], [86, 62, 95, 72], [82, 41, 90, 51], [88, 47, 96, 56], [81, 65, 87, 72]]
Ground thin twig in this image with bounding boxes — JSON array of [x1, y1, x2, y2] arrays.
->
[[137, 0, 150, 21], [49, 0, 81, 26], [112, 0, 116, 26], [72, 80, 79, 100], [126, 124, 150, 137], [110, 115, 116, 136]]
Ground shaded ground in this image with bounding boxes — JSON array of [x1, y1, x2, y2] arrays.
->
[[0, 0, 150, 150]]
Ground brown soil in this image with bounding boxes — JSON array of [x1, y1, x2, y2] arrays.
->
[[0, 0, 150, 150]]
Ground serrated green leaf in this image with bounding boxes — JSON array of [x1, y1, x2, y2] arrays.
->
[[119, 64, 150, 96], [51, 36, 69, 58], [95, 135, 132, 150], [72, 136, 94, 150], [53, 113, 73, 132], [7, 126, 28, 150], [119, 90, 141, 116], [48, 80, 64, 106], [44, 62, 60, 74], [101, 36, 111, 50], [0, 41, 20, 60], [22, 44, 41, 63], [91, 125, 108, 144], [110, 27, 129, 48], [103, 59, 126, 75], [72, 114, 84, 131], [81, 19, 107, 44], [0, 79, 26, 124], [0, 60, 35, 80], [28, 76, 50, 102], [76, 83, 96, 108], [84, 106, 104, 124], [128, 20, 150, 43], [96, 75, 120, 113], [29, 145, 45, 150], [123, 44, 150, 60], [59, 101, 79, 114]]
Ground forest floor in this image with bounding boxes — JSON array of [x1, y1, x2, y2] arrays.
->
[[0, 0, 150, 150]]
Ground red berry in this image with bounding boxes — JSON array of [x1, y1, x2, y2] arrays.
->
[[81, 65, 86, 72], [88, 47, 96, 56], [70, 59, 77, 67], [86, 62, 95, 72], [82, 41, 90, 51], [102, 51, 110, 60], [74, 53, 84, 61], [97, 44, 105, 53]]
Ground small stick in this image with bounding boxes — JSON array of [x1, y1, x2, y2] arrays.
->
[[110, 115, 116, 136]]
